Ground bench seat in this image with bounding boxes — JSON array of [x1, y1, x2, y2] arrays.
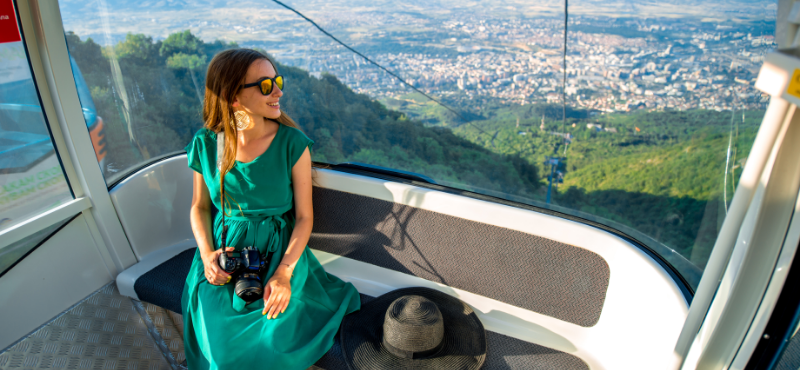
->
[[115, 242, 590, 370]]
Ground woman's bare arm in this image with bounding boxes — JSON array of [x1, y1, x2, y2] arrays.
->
[[263, 146, 312, 318], [190, 171, 215, 257], [281, 146, 314, 272], [191, 171, 230, 285]]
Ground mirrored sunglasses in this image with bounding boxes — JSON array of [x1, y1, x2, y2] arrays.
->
[[241, 75, 284, 95]]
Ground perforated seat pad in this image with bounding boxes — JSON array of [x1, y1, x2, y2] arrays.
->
[[309, 187, 610, 327], [133, 248, 196, 314]]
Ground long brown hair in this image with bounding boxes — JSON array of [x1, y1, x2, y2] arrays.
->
[[203, 48, 299, 215]]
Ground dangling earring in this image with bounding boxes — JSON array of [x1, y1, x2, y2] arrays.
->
[[232, 111, 253, 131]]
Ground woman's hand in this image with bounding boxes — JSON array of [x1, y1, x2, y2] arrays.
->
[[201, 247, 234, 286], [263, 266, 292, 319]]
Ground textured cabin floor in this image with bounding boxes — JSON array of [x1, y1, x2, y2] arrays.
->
[[1, 284, 588, 370]]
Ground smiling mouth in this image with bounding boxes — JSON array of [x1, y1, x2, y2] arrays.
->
[[267, 102, 279, 107]]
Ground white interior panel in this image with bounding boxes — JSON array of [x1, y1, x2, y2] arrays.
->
[[109, 157, 195, 261], [0, 214, 113, 351], [313, 168, 689, 370]]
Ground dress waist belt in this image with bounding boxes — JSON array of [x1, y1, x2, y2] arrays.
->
[[224, 214, 287, 254]]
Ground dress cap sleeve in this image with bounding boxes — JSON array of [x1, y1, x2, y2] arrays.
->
[[185, 128, 214, 174], [286, 126, 314, 169]]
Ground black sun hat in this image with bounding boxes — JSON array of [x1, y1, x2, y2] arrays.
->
[[340, 287, 487, 370]]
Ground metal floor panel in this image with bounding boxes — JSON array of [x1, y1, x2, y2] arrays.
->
[[1, 282, 587, 369], [0, 283, 180, 370]]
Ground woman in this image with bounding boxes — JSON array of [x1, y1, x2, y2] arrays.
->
[[181, 48, 361, 369]]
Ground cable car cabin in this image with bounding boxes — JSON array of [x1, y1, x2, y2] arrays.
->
[[1, 1, 799, 369]]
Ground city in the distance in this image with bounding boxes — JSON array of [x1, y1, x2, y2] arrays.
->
[[60, 0, 776, 118]]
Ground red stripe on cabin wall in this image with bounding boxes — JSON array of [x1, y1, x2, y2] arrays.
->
[[0, 0, 22, 44]]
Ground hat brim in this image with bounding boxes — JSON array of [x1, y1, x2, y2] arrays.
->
[[340, 287, 487, 370]]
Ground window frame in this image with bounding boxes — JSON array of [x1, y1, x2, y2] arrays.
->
[[5, 0, 136, 276], [0, 0, 82, 251]]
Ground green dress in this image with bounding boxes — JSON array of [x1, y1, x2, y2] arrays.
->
[[181, 124, 361, 370]]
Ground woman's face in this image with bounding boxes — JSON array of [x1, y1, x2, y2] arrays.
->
[[233, 58, 283, 122]]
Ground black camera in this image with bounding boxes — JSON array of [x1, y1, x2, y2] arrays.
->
[[218, 246, 270, 304]]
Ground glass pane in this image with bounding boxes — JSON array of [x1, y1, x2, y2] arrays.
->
[[68, 55, 108, 182], [0, 216, 73, 276], [549, 2, 774, 288], [57, 0, 775, 289], [0, 2, 73, 233], [62, 28, 210, 185]]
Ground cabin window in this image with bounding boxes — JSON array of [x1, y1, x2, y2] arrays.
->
[[59, 1, 775, 291], [0, 9, 73, 234]]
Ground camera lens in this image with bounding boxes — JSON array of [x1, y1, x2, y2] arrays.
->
[[235, 272, 263, 304]]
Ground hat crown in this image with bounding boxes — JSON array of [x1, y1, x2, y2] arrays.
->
[[382, 295, 444, 359], [342, 287, 488, 369]]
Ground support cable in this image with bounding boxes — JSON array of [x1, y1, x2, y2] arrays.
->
[[562, 0, 568, 134], [270, 0, 483, 132]]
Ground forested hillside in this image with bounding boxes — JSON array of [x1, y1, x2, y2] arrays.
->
[[66, 31, 540, 197], [453, 105, 763, 273], [454, 107, 761, 200]]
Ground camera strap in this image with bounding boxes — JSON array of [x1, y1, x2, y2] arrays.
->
[[217, 131, 228, 249], [217, 130, 274, 267]]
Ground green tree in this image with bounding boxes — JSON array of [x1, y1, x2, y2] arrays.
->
[[114, 33, 160, 65], [159, 30, 202, 58], [166, 52, 208, 103]]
